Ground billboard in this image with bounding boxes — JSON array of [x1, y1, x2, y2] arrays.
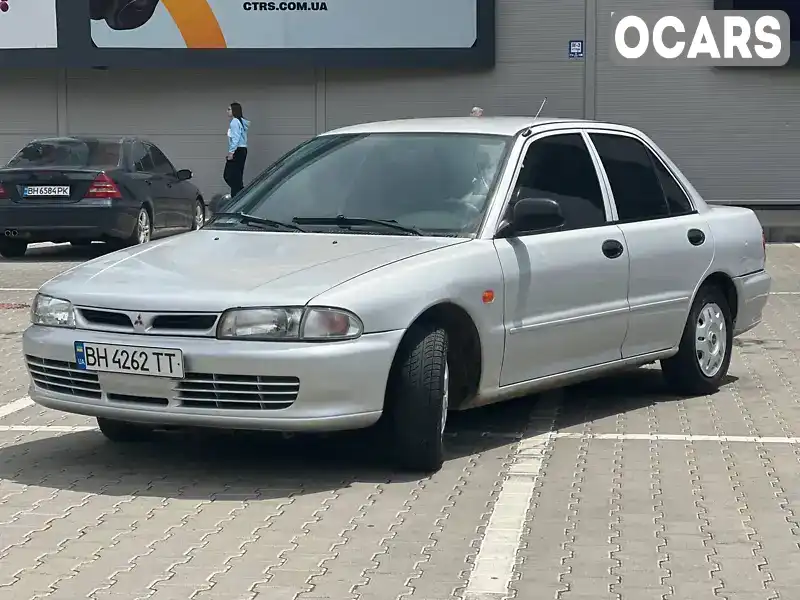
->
[[0, 0, 495, 68], [0, 0, 58, 49]]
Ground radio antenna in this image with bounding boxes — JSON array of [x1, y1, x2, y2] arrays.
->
[[534, 96, 547, 120], [521, 97, 548, 138]]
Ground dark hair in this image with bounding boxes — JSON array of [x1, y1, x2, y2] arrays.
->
[[230, 102, 244, 123]]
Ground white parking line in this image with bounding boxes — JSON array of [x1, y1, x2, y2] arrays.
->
[[0, 425, 96, 432], [0, 397, 33, 418], [552, 432, 800, 443], [464, 432, 551, 600], [0, 288, 37, 292]]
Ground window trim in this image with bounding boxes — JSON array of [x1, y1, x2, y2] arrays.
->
[[145, 142, 177, 177], [583, 129, 698, 224], [491, 129, 617, 238]]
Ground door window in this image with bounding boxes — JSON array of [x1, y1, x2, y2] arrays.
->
[[147, 144, 176, 176], [590, 133, 688, 221], [511, 133, 607, 231], [131, 142, 154, 173]]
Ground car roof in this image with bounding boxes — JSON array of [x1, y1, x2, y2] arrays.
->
[[26, 136, 139, 145], [322, 116, 609, 137]]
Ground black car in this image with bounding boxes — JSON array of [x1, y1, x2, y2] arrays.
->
[[0, 136, 206, 258]]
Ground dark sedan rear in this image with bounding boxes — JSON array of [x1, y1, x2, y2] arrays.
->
[[0, 136, 206, 258]]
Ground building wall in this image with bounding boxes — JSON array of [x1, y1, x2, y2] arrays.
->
[[0, 0, 797, 204]]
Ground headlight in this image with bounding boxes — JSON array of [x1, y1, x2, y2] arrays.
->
[[31, 294, 75, 328], [217, 307, 363, 341]]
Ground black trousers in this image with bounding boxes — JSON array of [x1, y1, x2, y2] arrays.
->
[[223, 147, 248, 196]]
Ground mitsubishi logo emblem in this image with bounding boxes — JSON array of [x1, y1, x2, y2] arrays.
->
[[133, 313, 145, 331]]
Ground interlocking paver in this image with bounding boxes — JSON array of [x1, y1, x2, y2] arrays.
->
[[4, 244, 800, 599]]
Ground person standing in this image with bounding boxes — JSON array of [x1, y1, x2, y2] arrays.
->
[[224, 102, 250, 196]]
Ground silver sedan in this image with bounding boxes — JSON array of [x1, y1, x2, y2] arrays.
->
[[22, 116, 770, 472]]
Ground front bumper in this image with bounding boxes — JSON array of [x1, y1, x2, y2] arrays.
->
[[22, 325, 405, 432], [733, 269, 771, 335]]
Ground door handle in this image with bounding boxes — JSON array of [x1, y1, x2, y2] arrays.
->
[[601, 239, 624, 259], [688, 228, 706, 246]]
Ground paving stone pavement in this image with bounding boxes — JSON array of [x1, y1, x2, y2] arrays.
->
[[1, 243, 800, 599]]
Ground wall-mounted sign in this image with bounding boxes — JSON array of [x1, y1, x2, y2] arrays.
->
[[0, 0, 58, 49], [568, 39, 584, 59], [91, 0, 477, 50], [0, 0, 495, 68]]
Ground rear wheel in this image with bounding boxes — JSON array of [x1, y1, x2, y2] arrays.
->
[[97, 417, 152, 442], [382, 324, 449, 472], [661, 285, 733, 396], [127, 206, 152, 246], [191, 199, 205, 230], [0, 239, 28, 259]]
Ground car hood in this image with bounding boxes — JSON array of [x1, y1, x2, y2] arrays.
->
[[41, 229, 469, 311]]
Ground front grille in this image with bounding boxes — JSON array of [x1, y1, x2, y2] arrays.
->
[[152, 314, 217, 330], [176, 373, 299, 410], [26, 355, 101, 399], [76, 308, 218, 334], [79, 308, 132, 328]]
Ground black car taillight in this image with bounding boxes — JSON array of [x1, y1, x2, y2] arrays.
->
[[85, 173, 122, 199], [0, 184, 7, 199]]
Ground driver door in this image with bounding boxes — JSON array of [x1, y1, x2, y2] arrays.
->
[[494, 131, 631, 386]]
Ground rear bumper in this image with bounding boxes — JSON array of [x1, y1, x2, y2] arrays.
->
[[733, 269, 771, 335], [0, 202, 134, 242]]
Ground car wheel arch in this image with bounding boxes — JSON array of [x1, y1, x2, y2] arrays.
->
[[691, 271, 739, 328], [387, 300, 483, 411]]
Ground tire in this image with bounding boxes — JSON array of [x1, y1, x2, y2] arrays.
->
[[382, 324, 450, 472], [0, 239, 28, 259], [127, 206, 152, 246], [97, 417, 152, 442], [661, 285, 733, 396], [191, 199, 205, 230]]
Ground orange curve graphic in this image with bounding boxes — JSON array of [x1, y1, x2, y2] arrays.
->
[[161, 0, 227, 48]]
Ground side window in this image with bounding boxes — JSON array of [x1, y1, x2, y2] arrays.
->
[[589, 133, 669, 221], [650, 153, 694, 216], [148, 144, 175, 176], [512, 133, 607, 231], [131, 142, 153, 173]]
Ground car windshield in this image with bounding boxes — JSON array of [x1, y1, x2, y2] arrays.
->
[[7, 139, 121, 169], [213, 132, 511, 237]]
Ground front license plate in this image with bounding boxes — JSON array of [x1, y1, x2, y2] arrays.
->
[[74, 342, 184, 378], [23, 185, 70, 197]]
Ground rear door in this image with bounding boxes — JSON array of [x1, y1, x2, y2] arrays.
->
[[586, 131, 714, 357], [147, 143, 192, 229], [129, 141, 169, 230]]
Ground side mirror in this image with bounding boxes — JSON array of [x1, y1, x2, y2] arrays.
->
[[497, 197, 564, 237], [209, 193, 231, 215], [176, 169, 192, 181]]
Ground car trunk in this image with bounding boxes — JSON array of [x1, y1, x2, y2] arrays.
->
[[0, 168, 104, 204]]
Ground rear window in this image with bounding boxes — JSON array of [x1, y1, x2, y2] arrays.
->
[[7, 139, 121, 169]]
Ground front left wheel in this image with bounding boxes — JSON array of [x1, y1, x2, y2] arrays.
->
[[382, 324, 450, 472]]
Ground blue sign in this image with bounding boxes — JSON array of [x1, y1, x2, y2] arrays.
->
[[568, 39, 584, 59]]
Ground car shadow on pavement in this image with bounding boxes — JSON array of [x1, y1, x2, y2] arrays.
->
[[0, 368, 737, 500], [0, 242, 112, 263]]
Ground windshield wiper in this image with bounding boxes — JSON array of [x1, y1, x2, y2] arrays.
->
[[210, 211, 305, 232], [292, 215, 421, 236]]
